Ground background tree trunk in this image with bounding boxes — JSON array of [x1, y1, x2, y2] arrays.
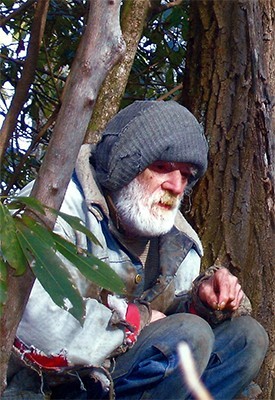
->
[[182, 0, 274, 398]]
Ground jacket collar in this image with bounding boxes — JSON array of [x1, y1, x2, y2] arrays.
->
[[75, 144, 110, 219]]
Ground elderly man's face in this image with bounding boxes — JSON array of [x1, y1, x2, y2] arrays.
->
[[137, 160, 192, 203], [112, 161, 193, 237]]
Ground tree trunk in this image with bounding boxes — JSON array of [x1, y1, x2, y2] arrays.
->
[[85, 0, 151, 144], [30, 0, 125, 219], [182, 0, 274, 398], [0, 0, 125, 395]]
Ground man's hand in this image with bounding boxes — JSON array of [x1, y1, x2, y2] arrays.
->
[[150, 310, 166, 323], [198, 268, 244, 311]]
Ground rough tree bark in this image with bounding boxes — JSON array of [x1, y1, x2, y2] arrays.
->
[[85, 0, 151, 144], [182, 0, 274, 398], [0, 0, 125, 395]]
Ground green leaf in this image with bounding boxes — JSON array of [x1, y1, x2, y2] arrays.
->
[[0, 203, 27, 275], [53, 232, 125, 294], [16, 220, 85, 323], [21, 213, 124, 293], [9, 196, 46, 216], [50, 209, 102, 247], [2, 0, 15, 8], [20, 215, 56, 249], [0, 257, 8, 281], [8, 196, 102, 247]]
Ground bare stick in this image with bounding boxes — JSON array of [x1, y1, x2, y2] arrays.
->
[[178, 342, 213, 400]]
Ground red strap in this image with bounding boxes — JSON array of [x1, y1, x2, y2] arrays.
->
[[14, 338, 68, 370], [189, 302, 198, 315], [125, 303, 141, 345]]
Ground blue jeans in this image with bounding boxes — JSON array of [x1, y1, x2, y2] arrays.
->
[[112, 314, 268, 400]]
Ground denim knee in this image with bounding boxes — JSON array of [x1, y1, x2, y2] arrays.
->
[[212, 315, 269, 380], [113, 313, 215, 399], [113, 313, 214, 381], [233, 316, 269, 375], [160, 313, 215, 374]]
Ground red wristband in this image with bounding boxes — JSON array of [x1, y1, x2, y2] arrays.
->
[[125, 303, 141, 345]]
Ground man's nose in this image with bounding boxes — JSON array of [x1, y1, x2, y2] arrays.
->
[[161, 170, 186, 195]]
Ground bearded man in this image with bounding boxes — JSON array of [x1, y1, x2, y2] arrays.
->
[[5, 101, 268, 400]]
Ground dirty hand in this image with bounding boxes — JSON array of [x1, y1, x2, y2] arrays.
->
[[198, 268, 244, 311]]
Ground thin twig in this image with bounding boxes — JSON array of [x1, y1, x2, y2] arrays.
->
[[157, 83, 183, 100], [0, 54, 66, 82], [43, 38, 62, 102], [178, 342, 213, 400]]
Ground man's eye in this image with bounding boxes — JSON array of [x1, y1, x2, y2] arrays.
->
[[180, 173, 189, 181], [180, 171, 191, 181], [151, 163, 167, 172]]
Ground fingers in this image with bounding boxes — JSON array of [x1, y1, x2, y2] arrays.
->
[[215, 269, 238, 309], [228, 284, 244, 310], [198, 268, 243, 311], [198, 276, 219, 308]]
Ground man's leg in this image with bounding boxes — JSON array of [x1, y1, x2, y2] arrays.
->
[[113, 313, 214, 400], [200, 315, 269, 400]]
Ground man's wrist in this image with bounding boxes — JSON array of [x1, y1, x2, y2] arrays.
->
[[134, 299, 152, 329]]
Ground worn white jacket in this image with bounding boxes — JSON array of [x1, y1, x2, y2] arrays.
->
[[16, 145, 203, 369]]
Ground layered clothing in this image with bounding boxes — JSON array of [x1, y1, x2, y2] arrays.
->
[[14, 145, 251, 386]]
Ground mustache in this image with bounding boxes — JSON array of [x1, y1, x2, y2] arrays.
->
[[158, 191, 181, 208]]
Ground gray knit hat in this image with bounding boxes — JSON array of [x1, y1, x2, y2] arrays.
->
[[93, 100, 208, 191]]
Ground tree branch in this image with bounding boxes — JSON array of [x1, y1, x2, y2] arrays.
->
[[0, 0, 50, 165], [157, 83, 183, 100], [30, 0, 125, 225], [85, 0, 151, 144]]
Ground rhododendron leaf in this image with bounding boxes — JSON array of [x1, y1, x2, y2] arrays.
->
[[0, 203, 27, 275], [16, 220, 85, 323]]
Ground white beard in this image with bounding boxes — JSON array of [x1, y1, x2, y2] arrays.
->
[[111, 177, 182, 237]]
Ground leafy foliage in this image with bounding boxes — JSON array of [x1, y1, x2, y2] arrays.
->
[[0, 196, 125, 322]]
